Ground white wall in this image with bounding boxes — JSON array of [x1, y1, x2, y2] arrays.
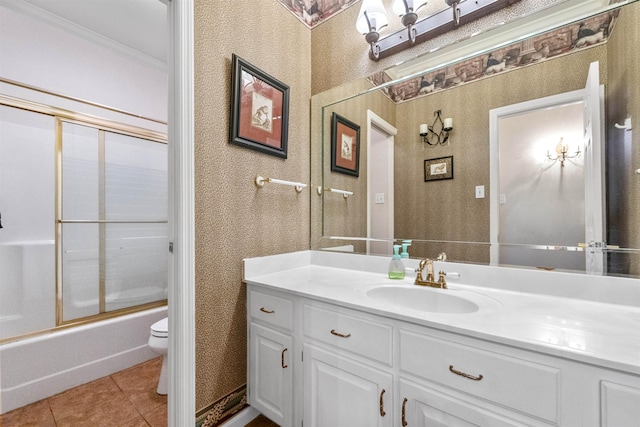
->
[[0, 2, 167, 125], [498, 102, 585, 270]]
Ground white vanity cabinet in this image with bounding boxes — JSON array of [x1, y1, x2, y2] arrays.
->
[[302, 302, 394, 427], [247, 286, 295, 427], [246, 281, 640, 427]]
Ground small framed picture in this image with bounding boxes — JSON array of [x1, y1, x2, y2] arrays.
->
[[230, 54, 289, 158], [424, 156, 454, 181], [331, 113, 360, 177]]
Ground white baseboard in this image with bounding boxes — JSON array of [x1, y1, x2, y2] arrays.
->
[[220, 406, 260, 427]]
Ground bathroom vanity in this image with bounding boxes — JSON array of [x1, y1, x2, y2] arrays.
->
[[244, 251, 640, 427]]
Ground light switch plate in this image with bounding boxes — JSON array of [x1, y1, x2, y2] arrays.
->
[[375, 193, 385, 204], [475, 185, 485, 199]]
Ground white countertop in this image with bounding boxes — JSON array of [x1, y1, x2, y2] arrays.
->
[[244, 251, 640, 375]]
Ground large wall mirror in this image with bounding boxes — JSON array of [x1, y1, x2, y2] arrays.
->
[[313, 0, 640, 279]]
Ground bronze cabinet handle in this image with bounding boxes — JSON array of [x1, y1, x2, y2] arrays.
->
[[259, 307, 275, 314], [281, 348, 288, 369], [330, 329, 351, 338], [449, 365, 484, 381], [379, 389, 386, 417], [401, 397, 408, 426]]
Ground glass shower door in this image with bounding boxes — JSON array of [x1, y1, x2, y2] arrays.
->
[[0, 105, 56, 340]]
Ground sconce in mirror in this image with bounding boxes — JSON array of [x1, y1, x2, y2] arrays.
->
[[546, 137, 581, 167], [420, 109, 452, 145]]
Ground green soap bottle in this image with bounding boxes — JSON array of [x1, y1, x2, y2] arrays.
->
[[401, 240, 412, 259], [388, 245, 405, 280]]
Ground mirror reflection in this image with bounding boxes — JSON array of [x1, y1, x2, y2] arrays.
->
[[316, 0, 640, 278]]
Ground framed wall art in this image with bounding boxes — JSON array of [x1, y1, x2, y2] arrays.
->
[[230, 54, 290, 158], [424, 156, 454, 182], [330, 113, 360, 177]]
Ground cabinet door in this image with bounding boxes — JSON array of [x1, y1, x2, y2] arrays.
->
[[601, 381, 640, 427], [399, 378, 530, 427], [249, 322, 293, 427], [304, 344, 392, 427]]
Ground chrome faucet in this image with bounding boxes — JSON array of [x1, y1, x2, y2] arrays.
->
[[415, 259, 447, 289]]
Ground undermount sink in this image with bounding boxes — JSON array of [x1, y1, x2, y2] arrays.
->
[[366, 285, 480, 314]]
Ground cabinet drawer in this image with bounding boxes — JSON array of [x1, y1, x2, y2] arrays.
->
[[400, 329, 559, 423], [303, 303, 393, 366], [249, 289, 293, 331]]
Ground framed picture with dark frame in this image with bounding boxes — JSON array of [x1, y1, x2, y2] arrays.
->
[[424, 156, 454, 182], [229, 54, 289, 158], [330, 113, 360, 177]]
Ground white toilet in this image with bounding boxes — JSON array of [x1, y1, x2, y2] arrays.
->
[[148, 317, 168, 395]]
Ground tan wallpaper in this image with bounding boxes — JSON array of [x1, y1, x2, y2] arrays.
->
[[605, 1, 640, 274], [193, 0, 640, 416], [194, 0, 311, 413]]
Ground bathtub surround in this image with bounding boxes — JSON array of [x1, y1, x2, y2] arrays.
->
[[0, 306, 167, 413]]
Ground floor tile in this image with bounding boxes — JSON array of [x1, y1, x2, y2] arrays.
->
[[142, 402, 168, 427], [0, 399, 55, 427], [48, 376, 140, 426], [113, 357, 167, 414], [119, 413, 152, 427]]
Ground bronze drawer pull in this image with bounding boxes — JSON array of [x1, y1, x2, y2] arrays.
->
[[401, 397, 408, 426], [281, 348, 288, 369], [259, 307, 275, 314], [379, 389, 386, 417], [330, 329, 351, 338], [449, 365, 484, 381]]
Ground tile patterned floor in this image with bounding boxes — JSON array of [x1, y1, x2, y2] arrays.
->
[[0, 357, 167, 427]]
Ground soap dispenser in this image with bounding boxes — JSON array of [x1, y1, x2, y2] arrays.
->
[[388, 245, 405, 280], [401, 240, 412, 259]]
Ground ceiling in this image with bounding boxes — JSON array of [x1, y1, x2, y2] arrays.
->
[[7, 0, 168, 66], [8, 0, 358, 68]]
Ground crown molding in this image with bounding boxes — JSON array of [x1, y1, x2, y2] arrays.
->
[[0, 0, 167, 71]]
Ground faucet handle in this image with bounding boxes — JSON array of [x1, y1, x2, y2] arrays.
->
[[438, 271, 447, 289]]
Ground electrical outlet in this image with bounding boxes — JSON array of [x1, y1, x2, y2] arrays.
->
[[375, 193, 385, 204], [500, 194, 507, 204], [475, 185, 485, 199]]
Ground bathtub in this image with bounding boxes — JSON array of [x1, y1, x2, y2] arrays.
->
[[0, 305, 167, 414]]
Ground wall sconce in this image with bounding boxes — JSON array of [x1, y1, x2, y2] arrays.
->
[[547, 137, 581, 167], [392, 0, 429, 44], [420, 110, 453, 145], [356, 0, 389, 59], [358, 0, 522, 61]]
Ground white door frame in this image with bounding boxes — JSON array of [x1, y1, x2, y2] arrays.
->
[[167, 0, 195, 425], [489, 88, 584, 265], [366, 110, 397, 255]]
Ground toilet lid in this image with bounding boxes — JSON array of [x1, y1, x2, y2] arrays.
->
[[150, 317, 168, 338]]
